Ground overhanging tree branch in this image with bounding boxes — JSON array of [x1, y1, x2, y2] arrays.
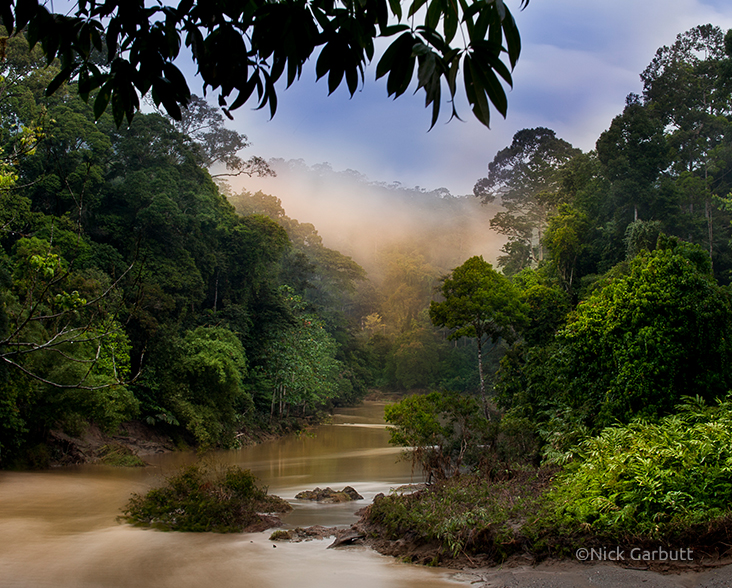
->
[[1, 0, 529, 129]]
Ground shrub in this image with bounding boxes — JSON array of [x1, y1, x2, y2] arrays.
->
[[98, 443, 145, 467], [384, 391, 494, 481], [544, 396, 732, 539], [367, 468, 551, 559], [121, 462, 291, 532], [559, 241, 732, 428]]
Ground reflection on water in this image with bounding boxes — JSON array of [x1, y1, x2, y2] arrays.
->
[[0, 402, 462, 588]]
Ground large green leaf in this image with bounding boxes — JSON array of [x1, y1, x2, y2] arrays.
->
[[4, 0, 529, 128]]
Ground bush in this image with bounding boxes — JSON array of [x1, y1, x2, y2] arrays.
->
[[559, 241, 732, 428], [384, 391, 494, 481], [544, 396, 732, 539], [121, 462, 291, 532], [98, 443, 145, 467]]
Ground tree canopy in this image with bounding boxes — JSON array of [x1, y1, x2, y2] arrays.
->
[[474, 128, 580, 273], [0, 34, 379, 465], [559, 238, 732, 428], [1, 0, 529, 129], [429, 255, 527, 411]]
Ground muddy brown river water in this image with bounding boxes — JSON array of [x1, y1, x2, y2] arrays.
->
[[0, 402, 466, 588]]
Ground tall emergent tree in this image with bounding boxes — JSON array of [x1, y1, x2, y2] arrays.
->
[[641, 24, 732, 260], [429, 256, 527, 415], [1, 0, 529, 129], [169, 95, 273, 178], [473, 128, 580, 273], [596, 94, 669, 224]]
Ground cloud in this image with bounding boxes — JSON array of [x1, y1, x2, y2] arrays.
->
[[224, 0, 732, 199]]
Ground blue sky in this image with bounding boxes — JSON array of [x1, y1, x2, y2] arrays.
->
[[215, 0, 732, 198]]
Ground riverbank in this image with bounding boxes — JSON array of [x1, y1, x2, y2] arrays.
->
[[272, 509, 732, 588], [25, 392, 394, 469], [344, 468, 732, 580], [40, 417, 316, 468], [450, 559, 732, 588], [44, 421, 176, 466]]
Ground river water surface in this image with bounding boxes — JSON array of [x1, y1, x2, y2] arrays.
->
[[0, 402, 465, 588]]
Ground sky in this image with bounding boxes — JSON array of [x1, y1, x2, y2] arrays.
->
[[206, 0, 732, 198]]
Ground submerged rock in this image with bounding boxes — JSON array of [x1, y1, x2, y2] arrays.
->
[[327, 528, 366, 548], [295, 486, 364, 503], [269, 525, 339, 542], [268, 525, 365, 548]]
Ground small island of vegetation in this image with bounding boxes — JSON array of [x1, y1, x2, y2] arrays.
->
[[122, 463, 291, 533]]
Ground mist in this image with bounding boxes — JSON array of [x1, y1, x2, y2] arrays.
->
[[231, 159, 506, 278]]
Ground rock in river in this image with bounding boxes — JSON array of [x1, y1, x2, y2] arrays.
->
[[295, 486, 364, 503]]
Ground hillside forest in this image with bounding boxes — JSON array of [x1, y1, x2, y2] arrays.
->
[[3, 18, 732, 507], [0, 30, 495, 466]]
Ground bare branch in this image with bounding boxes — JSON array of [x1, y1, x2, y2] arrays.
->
[[1, 356, 121, 390]]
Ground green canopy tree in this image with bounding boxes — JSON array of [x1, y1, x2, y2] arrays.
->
[[169, 95, 273, 178], [147, 326, 251, 447], [560, 238, 732, 428], [542, 203, 590, 292], [641, 24, 732, 262], [429, 255, 527, 415], [474, 128, 580, 273], [596, 94, 669, 224], [257, 287, 343, 417]]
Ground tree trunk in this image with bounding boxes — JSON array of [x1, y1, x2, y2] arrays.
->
[[476, 335, 489, 420], [707, 196, 714, 266], [213, 269, 219, 312]]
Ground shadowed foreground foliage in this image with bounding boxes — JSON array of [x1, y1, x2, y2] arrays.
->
[[121, 463, 291, 532]]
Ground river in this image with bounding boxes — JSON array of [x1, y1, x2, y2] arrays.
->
[[0, 402, 465, 588]]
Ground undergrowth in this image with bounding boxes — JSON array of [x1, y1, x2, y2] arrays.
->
[[368, 467, 554, 560], [370, 396, 732, 563], [98, 443, 146, 467], [537, 396, 732, 540]]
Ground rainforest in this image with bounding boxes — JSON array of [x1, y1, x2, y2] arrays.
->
[[5, 16, 732, 588]]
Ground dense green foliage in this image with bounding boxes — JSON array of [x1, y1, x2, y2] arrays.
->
[[559, 240, 732, 427], [497, 239, 732, 438], [545, 397, 732, 539], [0, 34, 370, 465], [146, 326, 253, 447], [372, 397, 732, 561], [429, 255, 527, 405], [484, 25, 732, 446], [0, 29, 498, 467], [122, 463, 291, 532], [368, 468, 551, 561], [474, 128, 581, 273], [384, 391, 492, 481]]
